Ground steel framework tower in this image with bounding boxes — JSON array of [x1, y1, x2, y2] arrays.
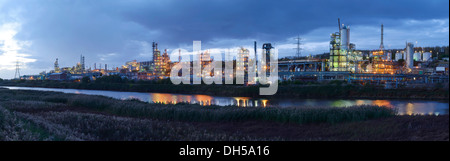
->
[[294, 35, 302, 59], [14, 60, 20, 79]]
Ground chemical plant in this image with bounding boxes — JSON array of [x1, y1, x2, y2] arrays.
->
[[18, 19, 449, 88], [277, 19, 449, 88]]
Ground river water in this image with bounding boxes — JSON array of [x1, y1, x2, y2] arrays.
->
[[2, 86, 448, 115]]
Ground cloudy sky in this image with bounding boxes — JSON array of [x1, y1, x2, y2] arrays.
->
[[0, 0, 448, 79]]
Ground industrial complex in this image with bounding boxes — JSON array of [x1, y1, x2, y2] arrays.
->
[[277, 19, 449, 88], [18, 19, 449, 88]]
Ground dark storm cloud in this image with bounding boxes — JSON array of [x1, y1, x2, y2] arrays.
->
[[0, 0, 448, 78], [12, 0, 449, 49], [119, 0, 448, 46]]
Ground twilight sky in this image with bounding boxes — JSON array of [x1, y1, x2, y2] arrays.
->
[[0, 0, 449, 79]]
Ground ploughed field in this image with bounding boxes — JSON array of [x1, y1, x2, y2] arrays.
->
[[0, 88, 447, 141]]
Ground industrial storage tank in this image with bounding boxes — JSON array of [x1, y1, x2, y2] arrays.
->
[[395, 52, 403, 61], [422, 52, 432, 61], [340, 25, 350, 50], [413, 52, 422, 61], [406, 43, 414, 69]]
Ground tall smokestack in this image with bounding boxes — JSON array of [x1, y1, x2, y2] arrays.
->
[[254, 41, 258, 77], [152, 42, 156, 62], [254, 41, 257, 61], [380, 24, 384, 50], [178, 49, 181, 62], [338, 18, 341, 32]]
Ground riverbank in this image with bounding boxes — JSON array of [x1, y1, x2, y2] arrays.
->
[[1, 79, 448, 100], [0, 88, 447, 141]]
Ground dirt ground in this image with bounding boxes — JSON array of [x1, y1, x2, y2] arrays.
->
[[191, 115, 449, 141]]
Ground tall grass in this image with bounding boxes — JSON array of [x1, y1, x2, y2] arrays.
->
[[0, 95, 275, 140], [64, 91, 395, 124], [0, 105, 53, 141], [0, 88, 396, 125], [2, 105, 269, 141], [33, 111, 263, 141], [0, 88, 401, 141], [1, 88, 446, 141]]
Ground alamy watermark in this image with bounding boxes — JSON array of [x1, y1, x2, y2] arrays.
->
[[170, 41, 278, 95]]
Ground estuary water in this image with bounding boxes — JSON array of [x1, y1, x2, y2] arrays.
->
[[2, 86, 448, 115]]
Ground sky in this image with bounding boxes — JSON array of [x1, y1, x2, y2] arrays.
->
[[0, 0, 449, 79]]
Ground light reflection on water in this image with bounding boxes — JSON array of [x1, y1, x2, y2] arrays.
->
[[2, 86, 448, 115]]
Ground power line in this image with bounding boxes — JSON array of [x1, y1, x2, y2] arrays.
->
[[14, 60, 21, 79], [294, 35, 302, 59]]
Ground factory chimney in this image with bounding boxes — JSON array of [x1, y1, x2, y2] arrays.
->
[[338, 18, 341, 32], [178, 49, 181, 62], [380, 24, 384, 50], [254, 41, 258, 77]]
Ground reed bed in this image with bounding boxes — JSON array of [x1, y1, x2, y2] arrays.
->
[[65, 94, 395, 124], [0, 88, 397, 141], [0, 88, 396, 124]]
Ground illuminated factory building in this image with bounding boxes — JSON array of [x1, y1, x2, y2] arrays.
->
[[26, 20, 448, 86], [329, 19, 362, 72], [278, 19, 448, 87]]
